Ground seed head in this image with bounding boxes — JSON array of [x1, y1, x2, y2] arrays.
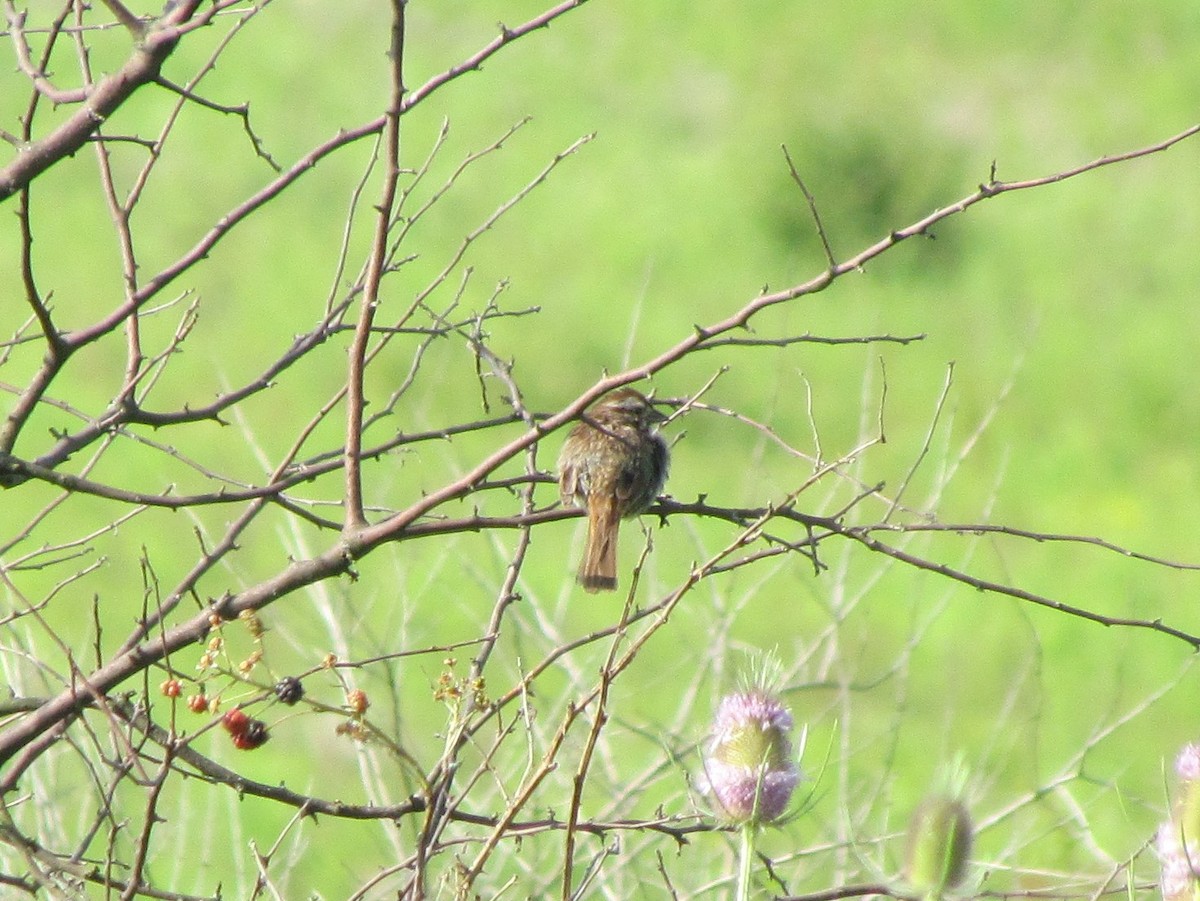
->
[[903, 795, 973, 899], [702, 688, 799, 825]]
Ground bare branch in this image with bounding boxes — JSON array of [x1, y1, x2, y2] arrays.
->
[[782, 143, 838, 270], [401, 0, 594, 113], [0, 2, 205, 202], [345, 0, 407, 530]]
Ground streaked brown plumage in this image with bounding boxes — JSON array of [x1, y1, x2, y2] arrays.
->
[[557, 388, 669, 592]]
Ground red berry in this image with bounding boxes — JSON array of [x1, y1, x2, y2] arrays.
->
[[160, 679, 182, 698], [231, 719, 270, 750], [222, 709, 249, 736]]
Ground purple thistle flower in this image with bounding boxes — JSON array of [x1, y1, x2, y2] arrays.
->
[[714, 691, 795, 737], [1157, 821, 1200, 901], [1179, 744, 1200, 784], [1169, 740, 1200, 899], [701, 689, 800, 825]]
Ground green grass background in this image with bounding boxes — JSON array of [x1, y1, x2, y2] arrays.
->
[[4, 1, 1200, 896]]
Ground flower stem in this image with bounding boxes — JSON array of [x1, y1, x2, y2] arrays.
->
[[736, 823, 756, 901]]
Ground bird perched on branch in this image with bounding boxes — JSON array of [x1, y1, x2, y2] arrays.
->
[[557, 388, 670, 592]]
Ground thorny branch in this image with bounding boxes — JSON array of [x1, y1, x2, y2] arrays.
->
[[344, 0, 407, 531]]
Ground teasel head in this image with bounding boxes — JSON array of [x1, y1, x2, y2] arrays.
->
[[903, 793, 973, 900], [700, 651, 801, 826]]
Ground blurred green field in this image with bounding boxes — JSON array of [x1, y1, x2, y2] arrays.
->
[[4, 1, 1200, 896]]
